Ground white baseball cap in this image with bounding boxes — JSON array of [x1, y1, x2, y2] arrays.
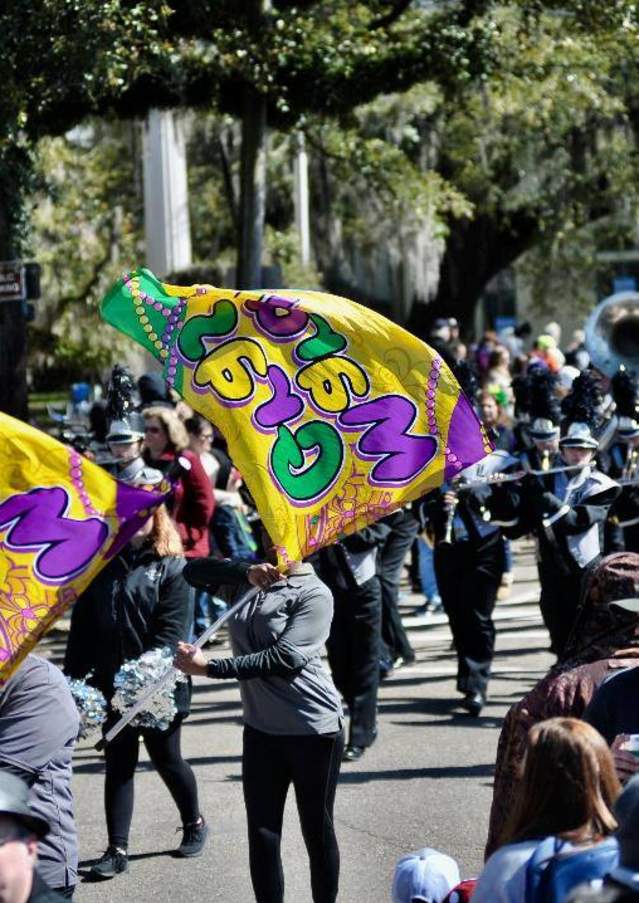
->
[[392, 848, 460, 903]]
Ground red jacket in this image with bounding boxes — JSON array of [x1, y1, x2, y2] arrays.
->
[[146, 448, 215, 558]]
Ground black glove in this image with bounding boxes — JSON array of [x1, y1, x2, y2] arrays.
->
[[469, 483, 492, 506], [521, 471, 543, 493], [541, 492, 564, 516]]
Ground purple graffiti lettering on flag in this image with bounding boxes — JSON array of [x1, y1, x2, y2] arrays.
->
[[0, 488, 108, 583], [338, 396, 438, 485], [0, 411, 169, 683]]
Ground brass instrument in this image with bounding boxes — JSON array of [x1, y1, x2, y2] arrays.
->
[[453, 462, 583, 493], [436, 463, 581, 546], [439, 493, 459, 546], [585, 290, 639, 378], [622, 446, 639, 482]]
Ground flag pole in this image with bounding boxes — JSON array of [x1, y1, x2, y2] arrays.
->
[[94, 586, 257, 750]]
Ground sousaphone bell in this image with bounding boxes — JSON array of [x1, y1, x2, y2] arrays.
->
[[585, 291, 639, 377]]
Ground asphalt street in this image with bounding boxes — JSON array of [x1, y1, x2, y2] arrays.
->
[[41, 538, 553, 902]]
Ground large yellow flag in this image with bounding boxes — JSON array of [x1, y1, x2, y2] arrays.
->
[[0, 413, 167, 682], [101, 269, 492, 564]]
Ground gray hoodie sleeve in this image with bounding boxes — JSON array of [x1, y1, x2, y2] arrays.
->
[[206, 581, 333, 680]]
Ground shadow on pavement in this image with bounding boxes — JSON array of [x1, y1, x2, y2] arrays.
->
[[78, 848, 177, 881], [337, 763, 495, 783], [185, 714, 243, 727], [73, 753, 242, 774], [392, 716, 503, 729]]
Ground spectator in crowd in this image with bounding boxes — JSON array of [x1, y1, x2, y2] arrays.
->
[[474, 330, 499, 377], [184, 414, 255, 559], [185, 413, 219, 485], [567, 774, 639, 902], [545, 321, 563, 347], [565, 329, 591, 371], [428, 319, 453, 359], [500, 321, 533, 367], [583, 605, 639, 780], [484, 347, 514, 418], [531, 334, 564, 372], [475, 718, 620, 903], [391, 847, 460, 903], [479, 391, 514, 452], [411, 523, 443, 615], [142, 405, 214, 560], [0, 656, 79, 898], [65, 482, 207, 879], [486, 553, 639, 856], [557, 365, 582, 398], [0, 771, 67, 902], [185, 414, 226, 637], [449, 340, 468, 362]]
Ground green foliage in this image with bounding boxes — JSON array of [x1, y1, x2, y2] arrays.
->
[[28, 122, 144, 380], [4, 0, 639, 329]]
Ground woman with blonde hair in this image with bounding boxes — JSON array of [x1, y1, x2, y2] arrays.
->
[[474, 718, 621, 902], [65, 487, 207, 880], [142, 405, 214, 560]]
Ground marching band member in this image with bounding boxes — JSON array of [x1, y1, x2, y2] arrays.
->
[[600, 369, 639, 552], [517, 368, 562, 474], [417, 452, 515, 717], [318, 523, 391, 762], [517, 371, 620, 658], [511, 373, 533, 454]]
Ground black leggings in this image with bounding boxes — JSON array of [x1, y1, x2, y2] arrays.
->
[[242, 724, 344, 903], [104, 716, 199, 848]]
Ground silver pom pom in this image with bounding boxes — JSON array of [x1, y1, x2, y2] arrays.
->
[[66, 675, 107, 740], [111, 647, 184, 732]]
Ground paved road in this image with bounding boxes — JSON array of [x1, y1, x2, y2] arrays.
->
[[42, 539, 553, 902]]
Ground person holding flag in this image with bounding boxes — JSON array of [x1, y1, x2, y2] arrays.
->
[[175, 531, 343, 903], [96, 270, 493, 896], [0, 412, 171, 684], [64, 459, 207, 879]]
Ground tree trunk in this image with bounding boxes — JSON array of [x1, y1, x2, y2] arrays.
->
[[407, 211, 539, 340], [0, 193, 28, 420], [236, 85, 268, 289]]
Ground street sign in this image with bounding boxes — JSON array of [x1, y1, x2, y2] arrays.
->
[[0, 261, 26, 302]]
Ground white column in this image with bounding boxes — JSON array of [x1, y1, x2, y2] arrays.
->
[[293, 132, 311, 267], [142, 110, 192, 277]]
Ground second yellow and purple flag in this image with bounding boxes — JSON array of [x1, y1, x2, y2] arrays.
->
[[101, 269, 492, 563], [0, 413, 167, 682]]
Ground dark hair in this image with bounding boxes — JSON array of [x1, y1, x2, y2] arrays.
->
[[488, 348, 509, 369], [89, 400, 108, 443], [499, 718, 620, 848], [515, 321, 532, 339], [184, 414, 212, 438]]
